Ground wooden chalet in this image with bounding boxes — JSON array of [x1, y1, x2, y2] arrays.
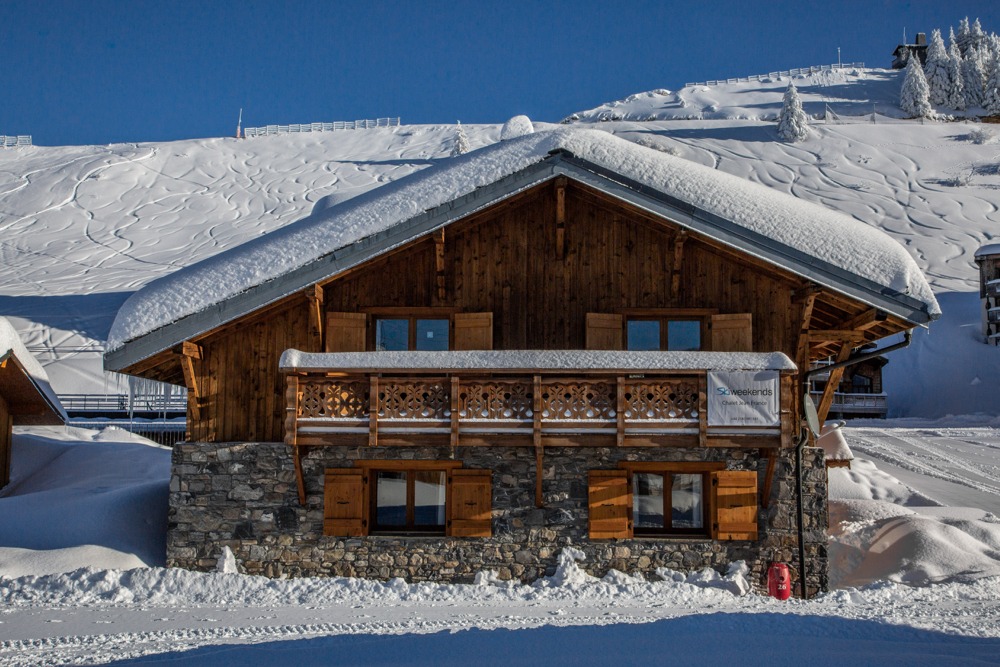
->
[[1, 318, 66, 488], [105, 129, 938, 595]]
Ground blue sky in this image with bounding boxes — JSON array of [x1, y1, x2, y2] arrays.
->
[[1, 1, 997, 146]]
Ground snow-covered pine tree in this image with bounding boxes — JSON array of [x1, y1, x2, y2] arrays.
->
[[983, 49, 1000, 115], [947, 41, 967, 110], [777, 82, 809, 142], [962, 51, 985, 109], [452, 121, 470, 157], [900, 54, 932, 118], [971, 18, 986, 51], [949, 26, 958, 51], [958, 17, 971, 55], [924, 29, 951, 106]]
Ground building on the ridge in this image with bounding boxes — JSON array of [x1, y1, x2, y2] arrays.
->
[[975, 244, 1000, 346], [892, 32, 928, 69], [1, 317, 67, 489], [104, 128, 939, 599], [808, 346, 889, 419]]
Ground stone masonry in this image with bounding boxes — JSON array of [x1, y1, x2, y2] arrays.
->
[[168, 442, 829, 597]]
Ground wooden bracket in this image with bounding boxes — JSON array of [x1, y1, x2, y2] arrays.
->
[[174, 341, 204, 421], [836, 308, 888, 332], [670, 230, 688, 305], [816, 343, 854, 424], [807, 330, 868, 344], [434, 229, 447, 302], [555, 178, 567, 260], [761, 449, 778, 509], [293, 444, 311, 506], [304, 284, 324, 350]]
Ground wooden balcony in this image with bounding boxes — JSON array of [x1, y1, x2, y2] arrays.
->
[[810, 391, 887, 417], [280, 350, 795, 505]]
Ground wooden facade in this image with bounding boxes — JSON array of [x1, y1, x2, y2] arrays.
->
[[121, 179, 917, 444], [0, 351, 65, 489]]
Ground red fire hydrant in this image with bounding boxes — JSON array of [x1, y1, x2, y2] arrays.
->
[[767, 562, 791, 600]]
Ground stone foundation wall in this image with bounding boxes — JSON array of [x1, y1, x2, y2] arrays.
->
[[168, 442, 828, 596]]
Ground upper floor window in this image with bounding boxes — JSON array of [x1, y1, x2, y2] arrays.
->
[[626, 318, 702, 351], [375, 318, 449, 351]]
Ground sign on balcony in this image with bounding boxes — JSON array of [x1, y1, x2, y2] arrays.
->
[[707, 371, 780, 427]]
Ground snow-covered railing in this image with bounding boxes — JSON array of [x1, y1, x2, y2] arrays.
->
[[1, 135, 32, 148], [685, 63, 865, 88], [809, 391, 886, 414], [243, 118, 400, 138]]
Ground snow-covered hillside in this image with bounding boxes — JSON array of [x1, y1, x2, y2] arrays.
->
[[1, 69, 998, 417]]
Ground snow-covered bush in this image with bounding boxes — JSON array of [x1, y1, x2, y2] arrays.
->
[[900, 56, 933, 118], [500, 115, 533, 140], [777, 83, 809, 142], [452, 121, 470, 157], [967, 127, 995, 145]]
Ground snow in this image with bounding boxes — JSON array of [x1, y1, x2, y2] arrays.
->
[[975, 243, 1000, 258], [817, 421, 853, 462], [0, 317, 67, 422], [280, 349, 796, 373], [499, 115, 534, 140]]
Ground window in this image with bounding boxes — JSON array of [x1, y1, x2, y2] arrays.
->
[[372, 469, 447, 534], [375, 318, 450, 351], [587, 464, 758, 541], [626, 318, 702, 351], [633, 471, 705, 535], [324, 463, 492, 537]]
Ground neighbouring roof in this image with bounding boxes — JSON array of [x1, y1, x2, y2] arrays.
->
[[975, 243, 1000, 259], [0, 317, 67, 425], [280, 349, 797, 374], [106, 128, 939, 371]]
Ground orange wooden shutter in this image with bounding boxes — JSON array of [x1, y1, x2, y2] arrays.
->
[[585, 313, 624, 350], [710, 313, 753, 352], [588, 469, 632, 539], [325, 312, 367, 352], [324, 468, 368, 536], [447, 469, 492, 537], [453, 312, 493, 350], [710, 470, 758, 540]]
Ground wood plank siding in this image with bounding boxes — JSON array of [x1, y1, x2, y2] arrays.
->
[[128, 179, 909, 443]]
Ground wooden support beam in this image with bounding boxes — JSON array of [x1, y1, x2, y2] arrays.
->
[[615, 376, 625, 448], [533, 375, 543, 508], [807, 330, 868, 344], [369, 376, 379, 448], [697, 373, 708, 448], [304, 284, 324, 350], [294, 445, 307, 506], [434, 229, 447, 302], [670, 230, 688, 305], [450, 375, 460, 448], [836, 308, 888, 332], [761, 449, 777, 509], [816, 344, 853, 424], [555, 178, 566, 260], [175, 342, 204, 421]]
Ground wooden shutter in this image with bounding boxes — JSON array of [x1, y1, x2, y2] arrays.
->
[[453, 312, 493, 350], [710, 313, 753, 352], [586, 313, 624, 350], [447, 469, 492, 537], [588, 470, 632, 539], [710, 470, 758, 541], [324, 468, 368, 536], [325, 312, 367, 352]]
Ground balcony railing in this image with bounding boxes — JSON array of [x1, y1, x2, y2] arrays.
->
[[809, 391, 887, 415]]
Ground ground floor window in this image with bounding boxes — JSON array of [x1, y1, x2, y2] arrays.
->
[[633, 471, 705, 535], [371, 469, 447, 534]]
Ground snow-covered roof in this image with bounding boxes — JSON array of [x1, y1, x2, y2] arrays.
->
[[0, 317, 67, 423], [975, 243, 1000, 259], [105, 128, 939, 369], [279, 349, 797, 373]]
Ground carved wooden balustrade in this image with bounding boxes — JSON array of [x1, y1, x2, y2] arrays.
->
[[286, 373, 717, 448]]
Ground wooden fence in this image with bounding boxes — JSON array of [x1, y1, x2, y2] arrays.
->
[[685, 63, 865, 88], [243, 118, 401, 138], [1, 135, 32, 148]]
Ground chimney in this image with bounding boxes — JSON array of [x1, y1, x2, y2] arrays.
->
[[915, 32, 926, 46]]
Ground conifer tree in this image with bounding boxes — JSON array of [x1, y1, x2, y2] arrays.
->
[[777, 82, 809, 142], [452, 121, 470, 157], [947, 42, 967, 110], [924, 29, 951, 105], [984, 50, 1000, 115], [958, 17, 971, 55], [900, 54, 932, 118], [962, 52, 985, 108]]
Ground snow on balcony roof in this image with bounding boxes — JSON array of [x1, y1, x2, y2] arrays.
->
[[0, 317, 67, 422], [106, 128, 939, 358], [279, 349, 797, 373], [975, 243, 1000, 259]]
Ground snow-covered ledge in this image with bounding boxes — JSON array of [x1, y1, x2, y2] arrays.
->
[[279, 349, 797, 374]]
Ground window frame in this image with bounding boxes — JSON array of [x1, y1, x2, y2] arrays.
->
[[369, 467, 448, 535], [621, 309, 716, 352], [619, 461, 725, 539]]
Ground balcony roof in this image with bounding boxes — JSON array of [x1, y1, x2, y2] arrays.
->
[[279, 349, 796, 374]]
